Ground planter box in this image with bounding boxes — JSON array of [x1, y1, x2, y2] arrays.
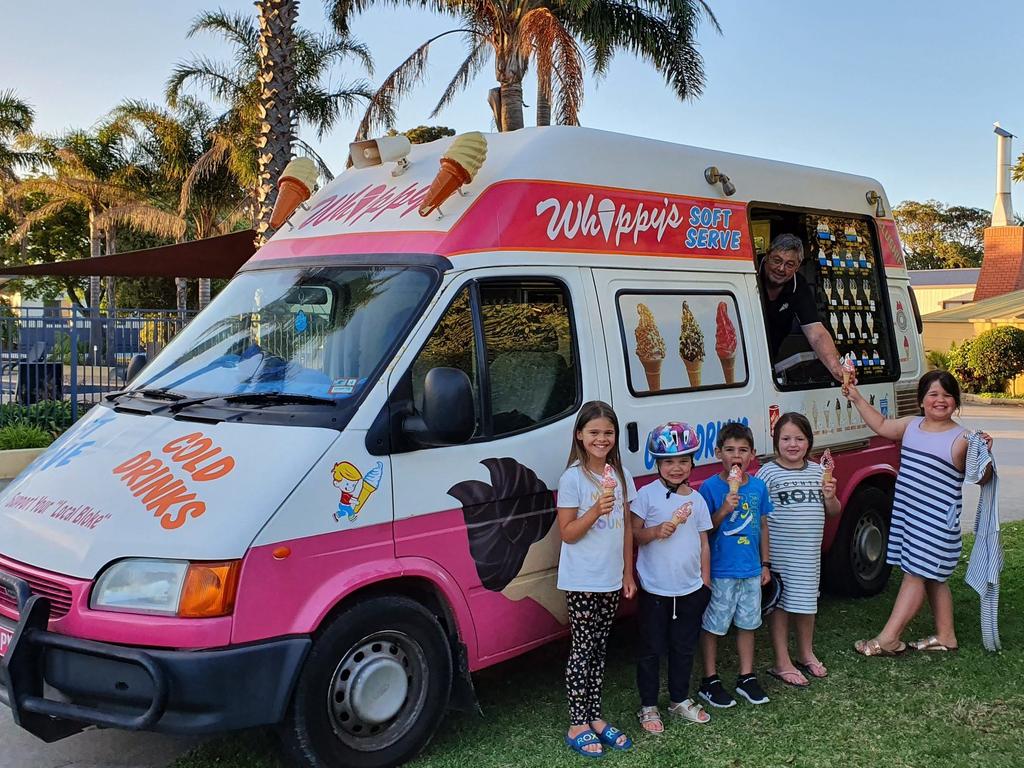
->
[[0, 447, 46, 480]]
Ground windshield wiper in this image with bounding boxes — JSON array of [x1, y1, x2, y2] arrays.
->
[[161, 391, 336, 413], [222, 391, 336, 406], [105, 387, 186, 403]]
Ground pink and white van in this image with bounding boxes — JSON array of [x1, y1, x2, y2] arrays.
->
[[0, 127, 924, 767]]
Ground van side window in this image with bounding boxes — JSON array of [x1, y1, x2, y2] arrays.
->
[[409, 278, 578, 442], [750, 208, 899, 391], [617, 292, 748, 395], [480, 281, 577, 435], [411, 287, 482, 436]]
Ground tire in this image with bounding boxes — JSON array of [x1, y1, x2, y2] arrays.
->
[[281, 596, 453, 768], [822, 485, 893, 597]]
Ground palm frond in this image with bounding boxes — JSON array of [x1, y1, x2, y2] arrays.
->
[[98, 203, 187, 240], [0, 90, 35, 136], [8, 199, 74, 244], [166, 58, 251, 109], [353, 28, 473, 141], [430, 36, 490, 118], [520, 8, 584, 126]]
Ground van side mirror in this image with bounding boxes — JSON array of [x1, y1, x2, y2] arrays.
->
[[404, 367, 475, 446], [126, 353, 148, 383]]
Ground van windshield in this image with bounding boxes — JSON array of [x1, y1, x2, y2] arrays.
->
[[131, 265, 435, 402]]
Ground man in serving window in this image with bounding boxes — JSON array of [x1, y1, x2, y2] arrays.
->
[[758, 233, 846, 383]]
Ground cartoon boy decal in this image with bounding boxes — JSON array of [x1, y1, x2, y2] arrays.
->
[[332, 460, 384, 522]]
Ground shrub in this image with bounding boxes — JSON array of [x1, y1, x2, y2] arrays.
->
[[0, 424, 54, 450], [947, 339, 978, 392], [926, 349, 950, 371], [0, 400, 76, 436], [967, 326, 1024, 393]]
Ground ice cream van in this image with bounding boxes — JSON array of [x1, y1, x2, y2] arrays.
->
[[0, 127, 925, 768]]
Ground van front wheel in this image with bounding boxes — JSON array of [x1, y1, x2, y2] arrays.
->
[[282, 596, 453, 768], [822, 486, 892, 597]]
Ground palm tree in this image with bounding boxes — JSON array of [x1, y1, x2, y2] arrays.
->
[[330, 0, 719, 135], [167, 5, 374, 241], [102, 99, 250, 310], [0, 90, 40, 189], [6, 129, 137, 313]]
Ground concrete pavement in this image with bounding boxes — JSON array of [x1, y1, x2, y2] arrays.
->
[[0, 708, 196, 768], [960, 403, 1024, 529], [0, 403, 1021, 767]]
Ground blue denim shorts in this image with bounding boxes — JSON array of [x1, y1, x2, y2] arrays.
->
[[701, 576, 762, 635]]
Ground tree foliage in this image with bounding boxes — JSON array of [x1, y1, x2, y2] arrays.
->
[[967, 326, 1024, 393], [386, 125, 455, 144], [330, 0, 720, 135], [893, 200, 989, 270]]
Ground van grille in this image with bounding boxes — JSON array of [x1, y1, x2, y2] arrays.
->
[[895, 387, 919, 418], [0, 563, 73, 618]]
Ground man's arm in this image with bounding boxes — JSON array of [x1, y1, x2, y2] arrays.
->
[[802, 322, 843, 381]]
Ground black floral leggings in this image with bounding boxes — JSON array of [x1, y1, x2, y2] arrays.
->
[[565, 590, 620, 726]]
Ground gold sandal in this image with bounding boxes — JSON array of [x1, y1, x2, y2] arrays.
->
[[854, 638, 907, 657], [909, 635, 958, 652]]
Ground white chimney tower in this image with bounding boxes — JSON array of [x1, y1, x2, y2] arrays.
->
[[993, 122, 1015, 227]]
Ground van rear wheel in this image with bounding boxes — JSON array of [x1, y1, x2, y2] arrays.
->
[[281, 596, 452, 768], [822, 486, 892, 597]]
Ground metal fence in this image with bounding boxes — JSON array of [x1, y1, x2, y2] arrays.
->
[[0, 306, 196, 428]]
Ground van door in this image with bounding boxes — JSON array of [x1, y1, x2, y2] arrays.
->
[[385, 266, 599, 663], [590, 268, 770, 483]]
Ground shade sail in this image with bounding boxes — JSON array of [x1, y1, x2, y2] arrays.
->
[[0, 229, 256, 279]]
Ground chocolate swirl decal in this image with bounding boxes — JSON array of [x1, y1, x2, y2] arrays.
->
[[448, 457, 556, 592]]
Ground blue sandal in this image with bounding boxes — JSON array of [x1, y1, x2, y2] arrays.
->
[[595, 723, 633, 751], [564, 729, 604, 758]]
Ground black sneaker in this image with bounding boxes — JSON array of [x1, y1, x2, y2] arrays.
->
[[735, 674, 769, 705], [698, 675, 737, 708]]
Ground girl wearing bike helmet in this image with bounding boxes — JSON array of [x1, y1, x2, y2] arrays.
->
[[632, 422, 713, 734]]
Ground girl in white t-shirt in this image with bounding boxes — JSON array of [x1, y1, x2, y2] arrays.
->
[[557, 401, 636, 757], [631, 422, 713, 734]]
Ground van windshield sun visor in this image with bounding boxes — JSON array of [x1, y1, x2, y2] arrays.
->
[[111, 264, 440, 430]]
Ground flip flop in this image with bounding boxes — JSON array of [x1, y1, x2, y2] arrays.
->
[[767, 667, 810, 688], [795, 659, 828, 678], [564, 729, 603, 758], [854, 638, 907, 657], [594, 723, 633, 751], [909, 635, 959, 652]]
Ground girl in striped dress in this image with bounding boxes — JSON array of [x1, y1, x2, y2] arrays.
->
[[757, 413, 840, 686], [846, 371, 993, 656]]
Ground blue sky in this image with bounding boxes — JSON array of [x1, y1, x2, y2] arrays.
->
[[5, 0, 1023, 211]]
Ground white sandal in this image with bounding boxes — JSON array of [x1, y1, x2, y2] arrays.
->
[[637, 705, 664, 734], [668, 698, 710, 723]]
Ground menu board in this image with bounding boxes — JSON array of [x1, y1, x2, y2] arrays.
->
[[806, 216, 895, 382]]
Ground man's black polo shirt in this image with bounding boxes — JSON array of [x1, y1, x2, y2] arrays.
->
[[761, 271, 820, 357]]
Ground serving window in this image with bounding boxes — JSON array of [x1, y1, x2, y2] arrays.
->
[[618, 291, 748, 396], [750, 207, 899, 391]]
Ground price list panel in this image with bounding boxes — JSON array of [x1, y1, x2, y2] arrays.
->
[[806, 216, 895, 383]]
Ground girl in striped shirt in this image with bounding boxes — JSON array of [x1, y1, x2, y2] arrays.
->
[[757, 413, 840, 686]]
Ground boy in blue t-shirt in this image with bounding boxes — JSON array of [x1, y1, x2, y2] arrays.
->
[[697, 422, 774, 709]]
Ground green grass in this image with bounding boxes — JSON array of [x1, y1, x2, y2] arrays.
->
[[173, 524, 1024, 768]]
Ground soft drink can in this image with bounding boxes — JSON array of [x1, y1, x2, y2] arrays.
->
[[769, 404, 781, 436]]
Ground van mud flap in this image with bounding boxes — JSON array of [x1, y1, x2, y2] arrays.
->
[[2, 596, 169, 742]]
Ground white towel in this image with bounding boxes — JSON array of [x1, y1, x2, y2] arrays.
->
[[964, 431, 1002, 652]]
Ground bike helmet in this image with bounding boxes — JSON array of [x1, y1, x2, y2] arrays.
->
[[761, 570, 784, 616], [646, 422, 701, 458]]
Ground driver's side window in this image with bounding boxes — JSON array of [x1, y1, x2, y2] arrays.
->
[[410, 277, 579, 442]]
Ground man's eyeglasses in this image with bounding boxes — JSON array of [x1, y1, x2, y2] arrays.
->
[[767, 254, 801, 273]]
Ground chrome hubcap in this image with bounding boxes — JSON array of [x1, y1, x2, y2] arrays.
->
[[328, 631, 427, 751], [852, 512, 884, 581]]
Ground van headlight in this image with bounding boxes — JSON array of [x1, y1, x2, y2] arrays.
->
[[92, 558, 241, 618]]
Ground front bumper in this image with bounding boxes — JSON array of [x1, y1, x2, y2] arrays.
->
[[1, 596, 310, 742]]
